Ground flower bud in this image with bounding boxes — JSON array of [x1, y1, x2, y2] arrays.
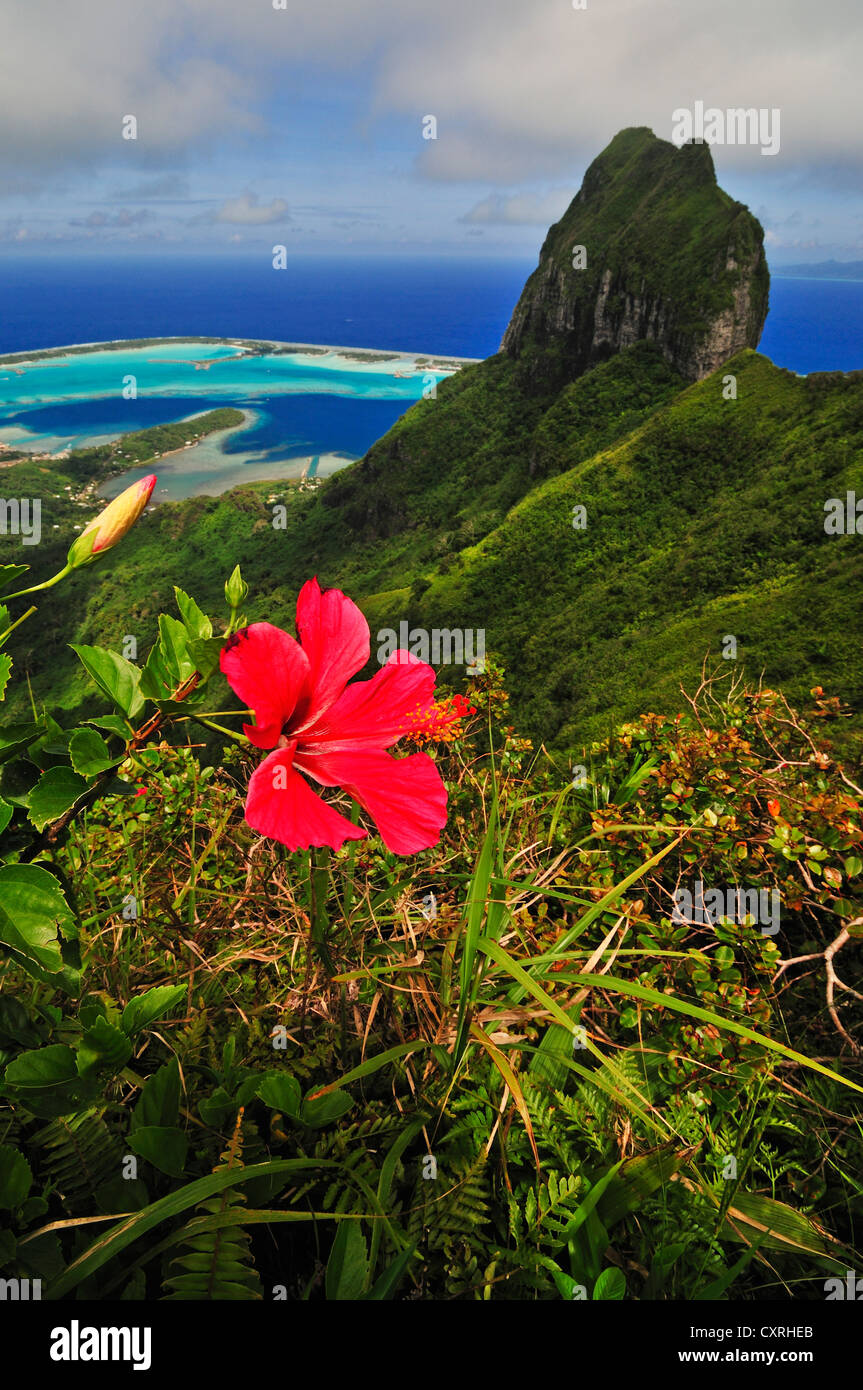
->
[[225, 564, 250, 609], [67, 474, 156, 569]]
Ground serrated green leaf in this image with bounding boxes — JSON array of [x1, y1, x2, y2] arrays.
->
[[158, 615, 195, 682], [256, 1073, 302, 1119], [0, 1143, 32, 1209], [0, 564, 29, 592], [27, 765, 88, 831], [71, 644, 145, 719], [188, 635, 224, 680], [85, 715, 132, 738], [139, 616, 196, 701], [1, 1044, 98, 1117], [0, 721, 45, 767], [174, 588, 212, 641], [77, 1016, 133, 1076], [0, 653, 12, 701], [0, 863, 74, 974], [301, 1089, 354, 1128], [69, 728, 119, 778]]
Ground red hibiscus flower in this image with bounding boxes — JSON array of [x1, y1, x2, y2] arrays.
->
[[220, 577, 463, 855]]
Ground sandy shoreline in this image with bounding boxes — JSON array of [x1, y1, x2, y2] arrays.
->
[[0, 335, 479, 372]]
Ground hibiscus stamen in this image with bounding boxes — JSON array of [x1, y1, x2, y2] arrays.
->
[[402, 693, 476, 748]]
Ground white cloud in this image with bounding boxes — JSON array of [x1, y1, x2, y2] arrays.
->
[[214, 192, 290, 225], [461, 190, 572, 225], [0, 0, 861, 188]]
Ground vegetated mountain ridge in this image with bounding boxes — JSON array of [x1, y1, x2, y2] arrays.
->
[[501, 126, 769, 384], [3, 129, 860, 754]]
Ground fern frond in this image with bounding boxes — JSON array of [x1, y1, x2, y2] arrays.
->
[[162, 1108, 262, 1301], [31, 1110, 121, 1210], [408, 1151, 492, 1251]]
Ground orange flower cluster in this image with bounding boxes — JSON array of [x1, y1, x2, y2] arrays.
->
[[403, 693, 477, 748]]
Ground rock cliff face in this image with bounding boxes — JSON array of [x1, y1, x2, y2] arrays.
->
[[501, 128, 769, 384]]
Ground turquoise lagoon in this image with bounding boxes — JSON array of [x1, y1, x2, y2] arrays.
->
[[0, 339, 466, 501]]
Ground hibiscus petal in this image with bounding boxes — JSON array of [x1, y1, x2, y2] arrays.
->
[[292, 577, 370, 727], [296, 746, 447, 855], [220, 623, 310, 750], [246, 744, 367, 852], [300, 650, 436, 750]]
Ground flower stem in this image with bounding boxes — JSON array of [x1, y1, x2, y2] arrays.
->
[[0, 604, 37, 644], [309, 847, 335, 976], [4, 564, 73, 601], [182, 714, 250, 745]]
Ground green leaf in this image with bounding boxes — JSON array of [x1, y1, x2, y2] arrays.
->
[[139, 646, 173, 702], [85, 715, 132, 738], [723, 1191, 841, 1261], [0, 721, 46, 767], [1, 1044, 97, 1117], [301, 1090, 354, 1128], [160, 614, 196, 678], [0, 995, 42, 1047], [71, 644, 145, 719], [187, 635, 224, 680], [121, 984, 186, 1038], [0, 564, 29, 592], [132, 1059, 181, 1131], [844, 855, 863, 878], [593, 1266, 626, 1300], [139, 615, 197, 701], [198, 1087, 237, 1130], [0, 864, 74, 974], [0, 653, 11, 701], [27, 766, 88, 832], [3, 1044, 78, 1088], [256, 1073, 302, 1119], [361, 1244, 416, 1301], [0, 798, 12, 835], [128, 1126, 189, 1178], [77, 1016, 133, 1076], [530, 1018, 580, 1087], [69, 728, 119, 778], [0, 1143, 32, 1209], [0, 756, 40, 807], [325, 1221, 369, 1300], [174, 588, 212, 641], [453, 781, 500, 1063]]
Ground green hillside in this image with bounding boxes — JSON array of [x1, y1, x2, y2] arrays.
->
[[3, 346, 861, 756]]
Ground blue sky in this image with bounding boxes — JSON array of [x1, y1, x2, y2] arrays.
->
[[1, 0, 861, 264]]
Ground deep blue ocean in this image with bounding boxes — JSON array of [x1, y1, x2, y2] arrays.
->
[[2, 255, 861, 370], [0, 256, 860, 495]]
